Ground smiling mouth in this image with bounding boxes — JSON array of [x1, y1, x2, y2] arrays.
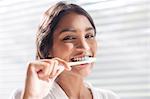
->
[[70, 55, 93, 62]]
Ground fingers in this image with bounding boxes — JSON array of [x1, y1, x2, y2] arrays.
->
[[41, 58, 71, 71], [51, 65, 65, 80], [51, 60, 59, 76], [37, 60, 61, 80], [27, 58, 70, 81], [53, 58, 71, 71]]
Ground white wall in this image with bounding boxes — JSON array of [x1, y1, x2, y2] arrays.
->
[[0, 0, 150, 99]]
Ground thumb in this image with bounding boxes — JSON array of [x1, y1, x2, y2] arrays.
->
[[50, 65, 65, 81], [53, 57, 71, 71]]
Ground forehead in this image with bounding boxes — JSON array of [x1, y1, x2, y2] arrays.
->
[[55, 12, 93, 32]]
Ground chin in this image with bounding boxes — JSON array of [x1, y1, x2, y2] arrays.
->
[[79, 70, 92, 78], [72, 63, 93, 77]]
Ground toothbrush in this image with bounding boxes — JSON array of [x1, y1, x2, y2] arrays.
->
[[68, 57, 96, 67]]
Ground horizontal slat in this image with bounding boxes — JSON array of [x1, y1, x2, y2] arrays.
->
[[83, 0, 150, 11]]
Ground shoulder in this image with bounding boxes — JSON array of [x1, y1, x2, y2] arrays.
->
[[92, 88, 120, 99], [85, 82, 120, 99], [9, 88, 22, 99]]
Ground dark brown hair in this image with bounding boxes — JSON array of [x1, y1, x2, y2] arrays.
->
[[36, 1, 96, 59]]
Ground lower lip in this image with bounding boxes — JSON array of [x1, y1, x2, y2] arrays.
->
[[77, 63, 90, 68]]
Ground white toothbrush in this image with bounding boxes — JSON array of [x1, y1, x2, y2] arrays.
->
[[68, 57, 96, 67]]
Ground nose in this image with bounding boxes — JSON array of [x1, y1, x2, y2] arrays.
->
[[76, 38, 90, 50]]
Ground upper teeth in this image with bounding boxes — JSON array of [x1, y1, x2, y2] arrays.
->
[[71, 56, 90, 62]]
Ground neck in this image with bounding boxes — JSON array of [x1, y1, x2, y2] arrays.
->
[[56, 73, 92, 99]]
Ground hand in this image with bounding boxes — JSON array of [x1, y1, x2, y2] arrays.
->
[[22, 58, 71, 99]]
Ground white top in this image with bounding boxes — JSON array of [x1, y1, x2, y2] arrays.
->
[[10, 82, 120, 99]]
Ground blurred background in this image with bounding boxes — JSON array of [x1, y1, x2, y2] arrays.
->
[[0, 0, 150, 99]]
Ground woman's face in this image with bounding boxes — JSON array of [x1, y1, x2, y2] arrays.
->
[[51, 12, 97, 77]]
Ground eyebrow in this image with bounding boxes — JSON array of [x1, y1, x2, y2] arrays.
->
[[59, 28, 76, 34], [59, 27, 94, 34], [85, 27, 94, 32]]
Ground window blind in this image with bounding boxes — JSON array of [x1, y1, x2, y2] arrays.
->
[[0, 0, 150, 99]]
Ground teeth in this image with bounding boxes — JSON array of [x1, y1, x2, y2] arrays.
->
[[71, 56, 90, 62]]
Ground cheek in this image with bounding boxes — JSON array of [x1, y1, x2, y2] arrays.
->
[[60, 43, 74, 60], [89, 40, 97, 55], [64, 43, 74, 51], [52, 43, 74, 59], [94, 41, 97, 53]]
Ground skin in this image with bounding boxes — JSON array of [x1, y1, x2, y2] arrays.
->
[[22, 12, 97, 99]]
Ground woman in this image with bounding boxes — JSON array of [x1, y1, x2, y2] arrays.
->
[[11, 1, 119, 99]]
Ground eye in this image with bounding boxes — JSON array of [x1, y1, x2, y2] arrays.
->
[[85, 33, 95, 39], [63, 35, 76, 41]]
